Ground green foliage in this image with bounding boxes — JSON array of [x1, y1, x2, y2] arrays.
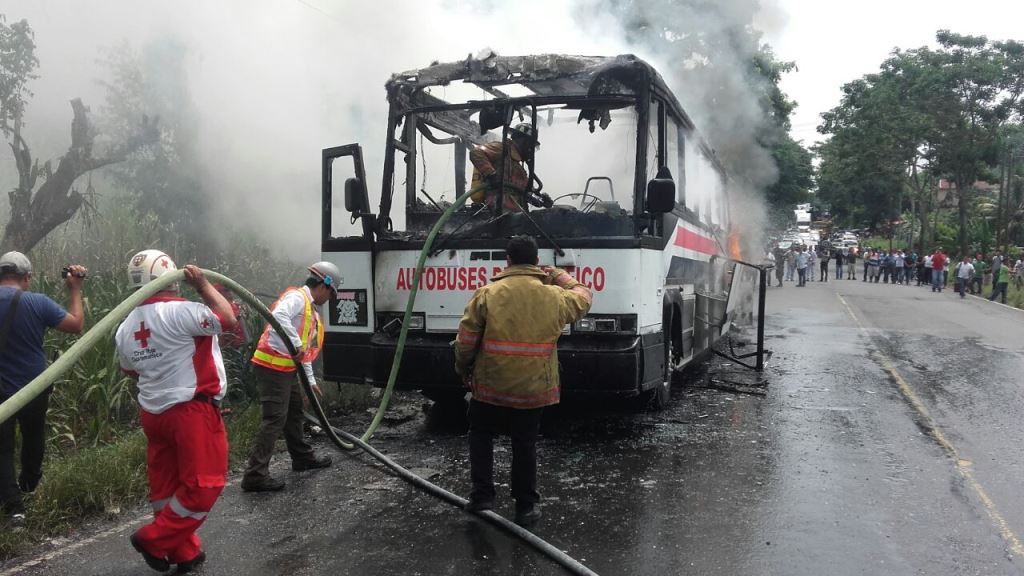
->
[[0, 14, 38, 136], [818, 30, 1024, 255]]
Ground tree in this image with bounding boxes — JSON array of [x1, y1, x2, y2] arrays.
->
[[99, 39, 211, 261], [818, 31, 1024, 255], [0, 15, 158, 253]]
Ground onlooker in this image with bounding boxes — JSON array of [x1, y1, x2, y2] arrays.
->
[[894, 251, 905, 285], [868, 251, 881, 283], [846, 247, 857, 280], [905, 252, 917, 285], [785, 248, 796, 282], [772, 247, 785, 287], [834, 248, 845, 279], [955, 256, 974, 299], [796, 247, 809, 287], [931, 248, 947, 293], [807, 249, 816, 282], [971, 253, 985, 295], [819, 248, 830, 282], [862, 248, 871, 281], [989, 261, 1009, 304], [0, 252, 87, 527], [991, 251, 1003, 287], [921, 253, 933, 286]]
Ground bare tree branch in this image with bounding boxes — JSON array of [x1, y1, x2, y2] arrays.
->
[[1, 98, 158, 253]]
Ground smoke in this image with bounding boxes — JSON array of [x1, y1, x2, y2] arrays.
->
[[569, 0, 790, 259], [1, 0, 788, 262]]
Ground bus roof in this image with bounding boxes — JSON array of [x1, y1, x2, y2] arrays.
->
[[386, 52, 724, 175]]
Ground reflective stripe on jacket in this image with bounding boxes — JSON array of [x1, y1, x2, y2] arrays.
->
[[251, 287, 323, 372], [454, 265, 592, 409]]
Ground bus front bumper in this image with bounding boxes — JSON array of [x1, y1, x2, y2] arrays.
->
[[322, 332, 664, 397]]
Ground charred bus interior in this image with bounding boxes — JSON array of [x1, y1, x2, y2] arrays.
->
[[322, 54, 739, 406]]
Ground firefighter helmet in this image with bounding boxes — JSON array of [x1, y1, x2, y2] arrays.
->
[[510, 123, 540, 148], [308, 261, 342, 294], [127, 249, 178, 289]]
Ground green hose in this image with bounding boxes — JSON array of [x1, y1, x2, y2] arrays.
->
[[0, 187, 601, 575]]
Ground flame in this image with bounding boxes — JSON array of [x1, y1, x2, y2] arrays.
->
[[727, 231, 743, 261]]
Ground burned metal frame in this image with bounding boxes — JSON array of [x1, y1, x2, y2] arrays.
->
[[709, 261, 772, 372]]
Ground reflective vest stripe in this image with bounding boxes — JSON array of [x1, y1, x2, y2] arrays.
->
[[481, 339, 555, 357], [456, 327, 479, 346], [251, 288, 322, 372], [252, 349, 297, 368]]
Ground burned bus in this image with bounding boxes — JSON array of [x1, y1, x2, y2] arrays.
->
[[321, 54, 742, 408]]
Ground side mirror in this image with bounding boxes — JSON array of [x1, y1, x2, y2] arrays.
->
[[646, 166, 675, 214], [344, 177, 367, 213]]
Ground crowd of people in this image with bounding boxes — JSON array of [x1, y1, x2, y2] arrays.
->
[[767, 244, 1023, 304]]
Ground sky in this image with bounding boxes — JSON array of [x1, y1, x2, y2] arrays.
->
[[769, 0, 1024, 146]]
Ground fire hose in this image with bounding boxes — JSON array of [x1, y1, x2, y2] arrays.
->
[[0, 186, 600, 576]]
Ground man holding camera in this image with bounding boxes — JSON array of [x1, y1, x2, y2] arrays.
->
[[0, 252, 87, 527]]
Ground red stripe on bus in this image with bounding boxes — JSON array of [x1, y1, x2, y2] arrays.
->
[[674, 227, 719, 255]]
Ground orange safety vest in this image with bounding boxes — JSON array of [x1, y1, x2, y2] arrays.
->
[[251, 287, 324, 372]]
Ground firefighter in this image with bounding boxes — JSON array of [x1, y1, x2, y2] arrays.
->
[[454, 235, 592, 527], [240, 262, 336, 492], [469, 123, 551, 210], [114, 250, 237, 573]]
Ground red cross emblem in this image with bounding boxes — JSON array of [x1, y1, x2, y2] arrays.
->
[[134, 322, 152, 349], [158, 258, 170, 269], [201, 319, 211, 329]]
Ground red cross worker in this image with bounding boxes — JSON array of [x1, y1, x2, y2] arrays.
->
[[115, 250, 238, 573]]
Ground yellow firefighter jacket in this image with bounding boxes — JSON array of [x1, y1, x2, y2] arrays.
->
[[469, 140, 528, 210], [454, 265, 592, 409]]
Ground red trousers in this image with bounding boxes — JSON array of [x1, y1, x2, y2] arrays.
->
[[137, 401, 227, 564]]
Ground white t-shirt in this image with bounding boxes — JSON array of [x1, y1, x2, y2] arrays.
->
[[115, 296, 226, 414], [957, 262, 974, 279]]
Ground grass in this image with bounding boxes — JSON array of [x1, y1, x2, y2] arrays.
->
[[0, 405, 263, 559]]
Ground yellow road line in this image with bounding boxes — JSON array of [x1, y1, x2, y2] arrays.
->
[[836, 293, 1024, 558]]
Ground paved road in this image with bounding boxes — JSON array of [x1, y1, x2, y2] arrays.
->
[[3, 274, 1024, 575]]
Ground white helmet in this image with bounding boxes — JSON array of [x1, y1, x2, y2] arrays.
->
[[307, 261, 341, 295], [128, 249, 178, 289]]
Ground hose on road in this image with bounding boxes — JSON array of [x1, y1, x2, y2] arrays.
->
[[0, 187, 600, 576]]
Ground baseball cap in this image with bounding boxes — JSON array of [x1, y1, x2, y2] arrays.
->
[[0, 251, 32, 275]]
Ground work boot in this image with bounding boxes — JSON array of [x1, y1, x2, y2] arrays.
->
[[464, 498, 494, 513], [292, 454, 332, 471], [241, 476, 286, 492], [9, 513, 26, 531], [514, 504, 542, 528], [176, 550, 206, 574], [130, 531, 171, 572]]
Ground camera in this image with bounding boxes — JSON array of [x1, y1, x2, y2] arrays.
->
[[61, 267, 87, 279]]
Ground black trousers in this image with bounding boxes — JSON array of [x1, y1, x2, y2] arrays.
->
[[468, 399, 543, 509], [0, 388, 51, 514], [243, 366, 315, 483]]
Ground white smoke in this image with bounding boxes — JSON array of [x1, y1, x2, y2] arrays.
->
[[1, 0, 789, 261]]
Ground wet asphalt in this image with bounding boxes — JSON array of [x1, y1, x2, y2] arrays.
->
[[3, 270, 1024, 576]]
